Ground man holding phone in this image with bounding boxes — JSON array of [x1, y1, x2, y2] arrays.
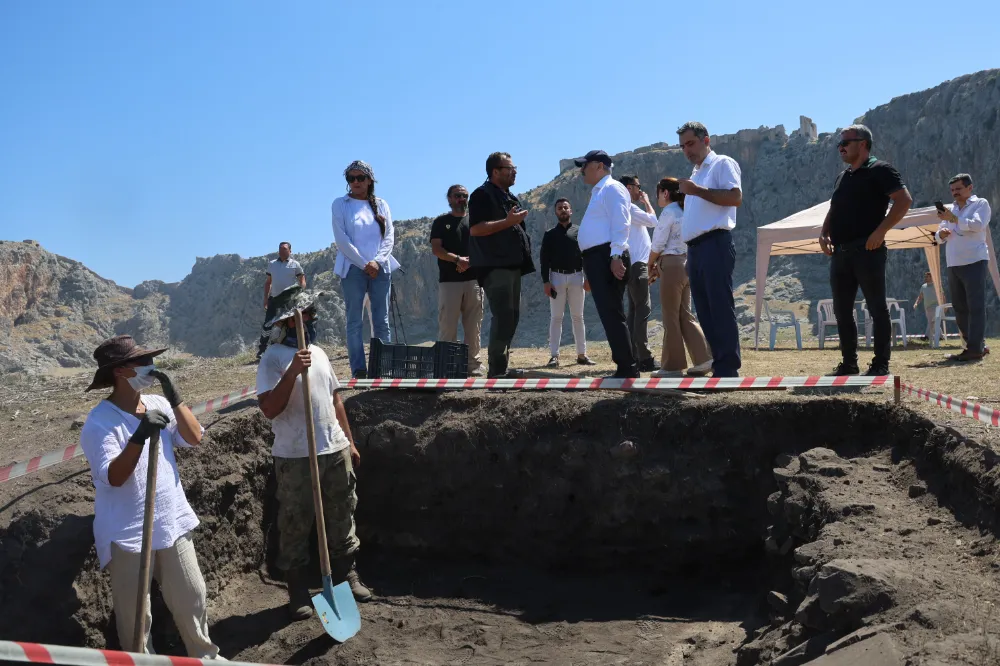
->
[[819, 124, 912, 376], [468, 152, 536, 378], [935, 173, 992, 362], [539, 198, 594, 367]]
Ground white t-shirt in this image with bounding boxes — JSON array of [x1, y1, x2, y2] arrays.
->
[[267, 258, 304, 296], [79, 395, 202, 569], [256, 343, 350, 458]]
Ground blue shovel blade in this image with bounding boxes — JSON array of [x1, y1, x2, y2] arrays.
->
[[312, 576, 361, 642]]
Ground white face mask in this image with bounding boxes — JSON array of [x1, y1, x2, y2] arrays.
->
[[127, 364, 156, 391]]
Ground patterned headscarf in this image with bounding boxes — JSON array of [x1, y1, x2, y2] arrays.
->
[[344, 160, 376, 183]]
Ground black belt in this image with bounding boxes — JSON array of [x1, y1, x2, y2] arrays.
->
[[832, 238, 876, 253], [550, 268, 582, 275], [581, 243, 630, 258], [686, 228, 730, 248]]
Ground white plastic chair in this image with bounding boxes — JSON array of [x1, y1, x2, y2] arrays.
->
[[932, 304, 958, 348], [764, 300, 803, 350], [816, 299, 841, 349], [860, 301, 874, 348], [886, 299, 907, 348]]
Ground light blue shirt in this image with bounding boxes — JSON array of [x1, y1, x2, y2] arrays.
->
[[331, 195, 397, 278]]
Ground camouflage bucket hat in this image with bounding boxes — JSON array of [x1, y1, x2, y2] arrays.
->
[[266, 285, 327, 328]]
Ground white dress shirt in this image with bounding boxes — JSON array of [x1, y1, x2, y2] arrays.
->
[[935, 195, 992, 267], [628, 203, 656, 264], [651, 203, 687, 255], [331, 195, 398, 278], [578, 175, 631, 255], [682, 151, 742, 242]]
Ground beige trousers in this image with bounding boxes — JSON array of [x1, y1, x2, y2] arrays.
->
[[107, 533, 221, 658], [657, 255, 712, 371], [438, 281, 484, 371]]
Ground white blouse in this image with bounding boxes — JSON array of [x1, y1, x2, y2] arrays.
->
[[651, 203, 687, 256]]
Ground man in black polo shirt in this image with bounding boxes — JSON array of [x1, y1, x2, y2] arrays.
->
[[468, 151, 535, 378], [430, 184, 484, 376], [540, 198, 595, 367], [819, 124, 913, 376]]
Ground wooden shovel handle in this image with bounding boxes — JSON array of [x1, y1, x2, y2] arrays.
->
[[295, 310, 333, 579], [133, 430, 160, 653]]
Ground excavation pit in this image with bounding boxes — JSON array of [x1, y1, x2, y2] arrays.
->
[[2, 391, 1000, 665]]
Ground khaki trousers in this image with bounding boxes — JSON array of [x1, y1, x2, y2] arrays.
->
[[657, 255, 711, 371], [107, 533, 220, 658], [438, 281, 484, 371]]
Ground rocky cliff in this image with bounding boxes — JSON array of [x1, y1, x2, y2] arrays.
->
[[3, 70, 998, 373]]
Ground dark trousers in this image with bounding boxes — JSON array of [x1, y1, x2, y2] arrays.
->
[[257, 298, 280, 356], [481, 268, 522, 377], [830, 244, 889, 364], [582, 244, 637, 375], [687, 230, 741, 377], [626, 261, 653, 362], [948, 260, 988, 353]]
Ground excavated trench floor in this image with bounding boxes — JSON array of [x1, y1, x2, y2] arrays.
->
[[3, 391, 1000, 665]]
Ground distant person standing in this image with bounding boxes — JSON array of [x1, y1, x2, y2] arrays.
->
[[468, 152, 535, 378], [619, 175, 660, 372], [936, 173, 992, 362], [818, 124, 912, 376], [573, 149, 638, 378], [258, 242, 306, 359], [677, 121, 744, 378], [430, 185, 484, 376], [648, 178, 713, 377], [912, 271, 939, 341], [331, 160, 396, 379], [539, 198, 595, 367]]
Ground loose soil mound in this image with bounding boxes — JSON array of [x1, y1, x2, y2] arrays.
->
[[1, 391, 999, 665]]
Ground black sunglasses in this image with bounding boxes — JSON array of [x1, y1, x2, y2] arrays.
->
[[346, 174, 369, 183], [837, 138, 865, 148], [451, 193, 469, 199]]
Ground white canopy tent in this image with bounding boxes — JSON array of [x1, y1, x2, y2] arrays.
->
[[754, 201, 1000, 347]]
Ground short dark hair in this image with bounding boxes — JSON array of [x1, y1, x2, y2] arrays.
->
[[446, 184, 467, 197], [554, 198, 570, 207], [486, 152, 511, 177], [279, 241, 291, 250], [676, 121, 709, 140], [843, 124, 873, 150], [619, 175, 640, 188], [949, 173, 973, 187]]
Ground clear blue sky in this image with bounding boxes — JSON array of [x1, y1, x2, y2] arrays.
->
[[2, 0, 997, 288]]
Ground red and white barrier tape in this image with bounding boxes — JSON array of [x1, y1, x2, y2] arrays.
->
[[346, 375, 892, 390], [0, 640, 274, 666], [0, 386, 256, 484], [901, 382, 999, 427]]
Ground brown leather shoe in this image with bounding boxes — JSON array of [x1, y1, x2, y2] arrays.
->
[[949, 349, 984, 362]]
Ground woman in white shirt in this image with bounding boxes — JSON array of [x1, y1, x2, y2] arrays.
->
[[331, 160, 396, 379], [79, 335, 219, 658], [648, 178, 712, 377]]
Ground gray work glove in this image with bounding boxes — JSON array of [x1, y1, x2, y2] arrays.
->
[[130, 410, 170, 447], [151, 370, 183, 408]]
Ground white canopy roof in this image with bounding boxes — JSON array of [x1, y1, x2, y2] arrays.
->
[[754, 201, 1000, 347]]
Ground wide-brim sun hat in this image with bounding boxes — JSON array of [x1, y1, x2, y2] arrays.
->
[[265, 285, 328, 328], [85, 335, 167, 392]]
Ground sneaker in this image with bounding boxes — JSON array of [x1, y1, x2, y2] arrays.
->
[[352, 370, 368, 380], [576, 355, 597, 366], [828, 361, 860, 376], [638, 358, 660, 372], [652, 369, 684, 378], [546, 356, 560, 368], [865, 360, 890, 376], [686, 360, 713, 377], [347, 564, 372, 602]]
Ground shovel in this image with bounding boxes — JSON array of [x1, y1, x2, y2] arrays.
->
[[133, 430, 161, 653], [294, 309, 362, 642]]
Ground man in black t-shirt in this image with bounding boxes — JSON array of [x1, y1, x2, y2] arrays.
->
[[468, 151, 536, 378], [430, 185, 483, 375], [819, 124, 913, 376]]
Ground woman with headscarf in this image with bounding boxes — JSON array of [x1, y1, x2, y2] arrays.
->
[[648, 177, 713, 377], [331, 160, 397, 379]]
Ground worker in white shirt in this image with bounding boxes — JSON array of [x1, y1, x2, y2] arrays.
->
[[676, 122, 744, 377], [619, 175, 660, 372], [258, 241, 306, 360], [936, 173, 993, 362], [573, 149, 638, 378]]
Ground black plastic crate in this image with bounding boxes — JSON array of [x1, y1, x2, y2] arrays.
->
[[367, 339, 469, 379]]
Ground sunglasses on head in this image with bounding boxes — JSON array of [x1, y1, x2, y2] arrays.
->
[[837, 138, 864, 148], [346, 174, 369, 183]]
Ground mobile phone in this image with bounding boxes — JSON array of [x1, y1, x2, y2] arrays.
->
[[934, 200, 947, 213], [549, 288, 557, 299]]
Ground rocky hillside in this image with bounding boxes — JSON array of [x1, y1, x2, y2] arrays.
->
[[3, 70, 998, 373]]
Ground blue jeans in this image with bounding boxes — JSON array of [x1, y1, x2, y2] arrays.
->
[[686, 230, 741, 377], [342, 265, 391, 375]]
